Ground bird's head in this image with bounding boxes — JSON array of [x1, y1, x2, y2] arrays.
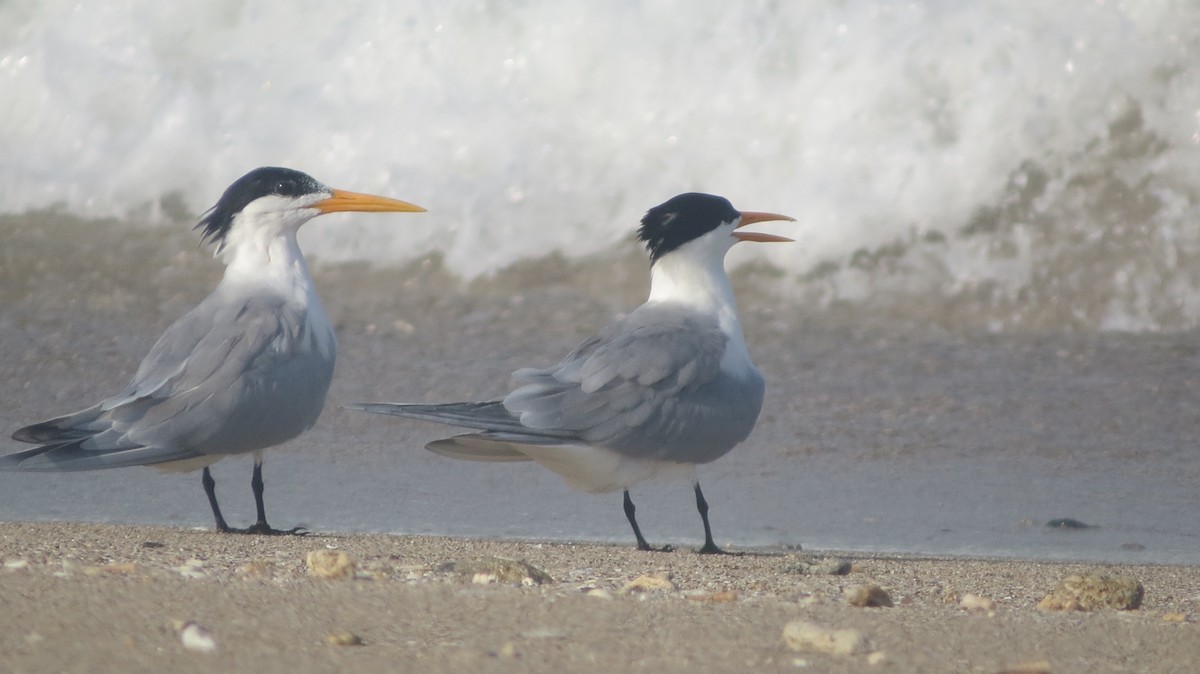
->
[[196, 167, 425, 255], [636, 192, 794, 265]]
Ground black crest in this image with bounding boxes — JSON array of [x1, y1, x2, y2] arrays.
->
[[196, 167, 326, 246], [637, 193, 740, 263]]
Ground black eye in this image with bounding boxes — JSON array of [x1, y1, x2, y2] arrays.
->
[[274, 179, 297, 195]]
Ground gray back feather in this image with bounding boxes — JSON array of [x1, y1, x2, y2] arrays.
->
[[503, 303, 764, 464], [5, 289, 335, 471]]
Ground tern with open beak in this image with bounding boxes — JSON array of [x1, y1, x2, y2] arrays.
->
[[351, 193, 792, 552]]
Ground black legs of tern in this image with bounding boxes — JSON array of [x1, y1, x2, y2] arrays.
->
[[693, 482, 724, 554], [623, 489, 672, 552], [622, 482, 726, 554], [201, 462, 305, 535], [201, 466, 229, 532]]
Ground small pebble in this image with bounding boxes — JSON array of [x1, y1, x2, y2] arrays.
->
[[621, 572, 677, 594], [179, 623, 216, 653], [785, 559, 852, 576], [846, 584, 893, 608], [1037, 574, 1143, 611], [1046, 518, 1092, 529], [438, 557, 552, 585], [325, 631, 364, 646], [4, 559, 29, 572], [997, 660, 1052, 674], [685, 590, 738, 603], [960, 593, 997, 612], [782, 621, 870, 655], [522, 628, 567, 640], [585, 588, 614, 600], [177, 559, 206, 579], [238, 560, 272, 578], [306, 550, 355, 580], [498, 641, 520, 658]]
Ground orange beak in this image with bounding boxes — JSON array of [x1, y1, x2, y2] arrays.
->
[[313, 188, 427, 214], [732, 210, 795, 243]]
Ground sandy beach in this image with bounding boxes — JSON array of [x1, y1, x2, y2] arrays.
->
[[0, 521, 1196, 673], [2, 217, 1198, 673]]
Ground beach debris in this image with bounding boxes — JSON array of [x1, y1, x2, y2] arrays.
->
[[960, 593, 997, 612], [178, 622, 217, 653], [785, 558, 852, 576], [177, 559, 207, 579], [621, 571, 677, 595], [306, 550, 355, 580], [685, 590, 738, 603], [996, 659, 1052, 674], [1160, 612, 1188, 623], [237, 560, 273, 578], [438, 557, 552, 586], [1046, 518, 1092, 529], [867, 651, 888, 665], [584, 588, 614, 600], [84, 562, 139, 576], [4, 559, 30, 572], [846, 584, 893, 608], [1120, 542, 1146, 551], [141, 541, 165, 549], [522, 628, 568, 640], [1036, 574, 1143, 611], [325, 631, 364, 646], [782, 621, 871, 655]]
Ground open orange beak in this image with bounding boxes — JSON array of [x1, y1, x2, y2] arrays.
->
[[313, 189, 427, 214], [732, 210, 795, 243]]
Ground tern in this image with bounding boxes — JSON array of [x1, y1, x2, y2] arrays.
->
[[351, 193, 792, 552], [3, 167, 425, 534]]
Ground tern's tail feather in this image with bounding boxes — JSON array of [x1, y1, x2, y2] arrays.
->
[[6, 414, 205, 472], [0, 437, 204, 472], [11, 406, 106, 444], [347, 401, 577, 439]]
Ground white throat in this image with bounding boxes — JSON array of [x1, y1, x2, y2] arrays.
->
[[214, 209, 335, 359], [646, 234, 740, 331], [644, 230, 756, 375]]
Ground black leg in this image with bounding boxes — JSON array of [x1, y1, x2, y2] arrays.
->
[[242, 460, 306, 536], [694, 482, 726, 554], [201, 467, 232, 533], [251, 460, 268, 526], [204, 462, 305, 535], [623, 490, 672, 552]]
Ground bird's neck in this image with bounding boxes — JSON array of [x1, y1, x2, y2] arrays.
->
[[220, 230, 318, 307], [647, 250, 742, 335]]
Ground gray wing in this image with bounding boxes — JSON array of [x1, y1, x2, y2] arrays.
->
[[5, 292, 334, 471], [502, 303, 764, 464]]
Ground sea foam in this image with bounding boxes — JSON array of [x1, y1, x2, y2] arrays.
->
[[3, 1, 1199, 330]]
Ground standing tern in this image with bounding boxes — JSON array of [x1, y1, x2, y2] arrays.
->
[[3, 167, 425, 534], [351, 193, 792, 552]]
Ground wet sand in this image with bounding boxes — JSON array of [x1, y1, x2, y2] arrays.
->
[[2, 212, 1198, 560], [0, 521, 1197, 674]]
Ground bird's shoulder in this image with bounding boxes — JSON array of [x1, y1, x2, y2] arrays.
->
[[564, 302, 726, 387], [510, 302, 727, 401], [124, 291, 309, 400]]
